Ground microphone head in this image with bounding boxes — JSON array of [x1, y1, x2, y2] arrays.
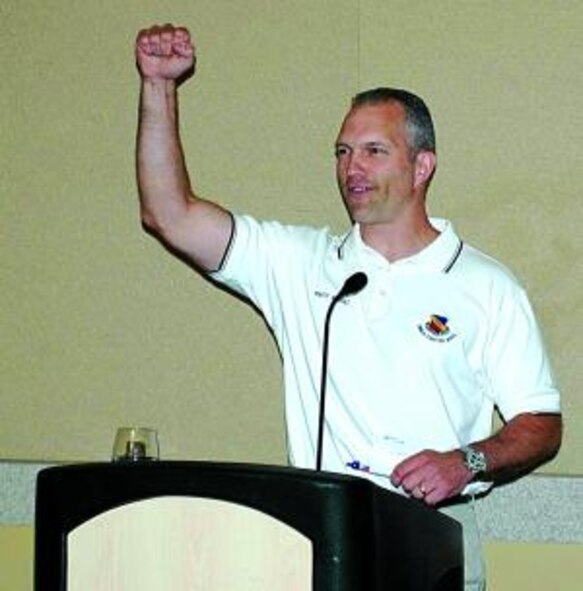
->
[[337, 272, 368, 299]]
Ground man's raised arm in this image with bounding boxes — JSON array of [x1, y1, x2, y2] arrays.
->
[[135, 24, 233, 272]]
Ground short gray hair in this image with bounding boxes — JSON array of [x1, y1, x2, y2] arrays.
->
[[351, 87, 436, 154]]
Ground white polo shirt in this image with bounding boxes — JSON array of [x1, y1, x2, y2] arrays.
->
[[212, 214, 560, 495]]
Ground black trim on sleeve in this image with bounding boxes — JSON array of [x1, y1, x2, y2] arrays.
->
[[214, 211, 236, 273]]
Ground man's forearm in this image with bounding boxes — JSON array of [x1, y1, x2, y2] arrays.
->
[[137, 78, 193, 237], [472, 412, 562, 483]]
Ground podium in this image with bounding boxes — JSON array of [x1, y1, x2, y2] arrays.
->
[[34, 462, 463, 590]]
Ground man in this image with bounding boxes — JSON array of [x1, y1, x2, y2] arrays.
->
[[135, 24, 562, 590]]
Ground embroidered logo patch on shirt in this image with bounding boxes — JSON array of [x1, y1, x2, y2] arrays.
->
[[418, 314, 457, 342]]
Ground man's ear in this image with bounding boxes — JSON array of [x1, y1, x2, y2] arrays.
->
[[414, 151, 437, 188]]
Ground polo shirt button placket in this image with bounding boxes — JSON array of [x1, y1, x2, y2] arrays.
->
[[368, 271, 393, 320]]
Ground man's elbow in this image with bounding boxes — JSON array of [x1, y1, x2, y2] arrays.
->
[[547, 414, 563, 460], [139, 202, 180, 244], [532, 412, 563, 465], [140, 206, 161, 237]]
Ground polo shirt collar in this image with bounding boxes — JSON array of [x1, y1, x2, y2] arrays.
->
[[337, 218, 463, 273]]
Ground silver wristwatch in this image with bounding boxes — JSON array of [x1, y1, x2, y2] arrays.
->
[[460, 445, 487, 477]]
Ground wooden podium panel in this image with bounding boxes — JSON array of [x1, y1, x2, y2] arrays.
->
[[35, 462, 463, 590], [67, 496, 312, 591]]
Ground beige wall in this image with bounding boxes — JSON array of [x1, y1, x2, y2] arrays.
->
[[1, 1, 581, 472], [0, 526, 33, 591]]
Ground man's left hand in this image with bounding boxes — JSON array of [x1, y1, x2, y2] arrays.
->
[[390, 449, 472, 506]]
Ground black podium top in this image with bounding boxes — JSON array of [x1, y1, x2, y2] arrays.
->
[[35, 461, 462, 591]]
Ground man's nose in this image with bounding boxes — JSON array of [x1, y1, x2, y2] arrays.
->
[[346, 151, 365, 175]]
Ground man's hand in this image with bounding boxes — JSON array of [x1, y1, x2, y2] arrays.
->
[[136, 24, 196, 81], [390, 449, 472, 506]]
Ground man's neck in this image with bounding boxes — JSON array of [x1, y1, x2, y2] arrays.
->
[[359, 218, 440, 263]]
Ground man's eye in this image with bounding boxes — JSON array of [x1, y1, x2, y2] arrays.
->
[[368, 146, 388, 155], [335, 147, 349, 158]]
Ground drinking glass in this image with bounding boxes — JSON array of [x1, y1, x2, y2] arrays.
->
[[112, 427, 159, 462]]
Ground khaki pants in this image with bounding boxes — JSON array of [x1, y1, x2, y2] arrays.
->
[[439, 500, 486, 591]]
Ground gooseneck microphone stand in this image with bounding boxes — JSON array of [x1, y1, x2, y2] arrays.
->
[[316, 272, 368, 471]]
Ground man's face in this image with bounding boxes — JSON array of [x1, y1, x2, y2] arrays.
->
[[335, 102, 419, 226]]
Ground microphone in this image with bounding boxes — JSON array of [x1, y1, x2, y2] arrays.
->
[[334, 271, 368, 301], [316, 272, 368, 471]]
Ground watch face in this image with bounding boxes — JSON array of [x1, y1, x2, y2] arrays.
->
[[463, 446, 487, 474]]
